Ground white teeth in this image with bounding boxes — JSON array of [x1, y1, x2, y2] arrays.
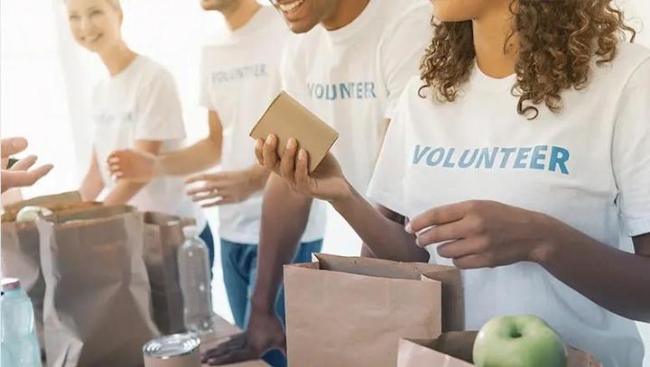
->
[[278, 0, 304, 12]]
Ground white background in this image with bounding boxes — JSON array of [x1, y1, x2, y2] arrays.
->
[[1, 1, 649, 365]]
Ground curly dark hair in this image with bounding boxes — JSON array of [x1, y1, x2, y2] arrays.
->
[[419, 0, 636, 119]]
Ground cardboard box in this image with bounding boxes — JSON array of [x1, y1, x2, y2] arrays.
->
[[398, 331, 602, 367], [249, 91, 339, 172]]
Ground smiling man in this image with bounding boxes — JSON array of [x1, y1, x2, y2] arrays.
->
[[201, 0, 433, 365]]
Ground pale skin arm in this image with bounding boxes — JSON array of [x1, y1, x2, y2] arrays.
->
[[108, 110, 223, 180], [79, 150, 104, 201], [158, 110, 223, 175], [103, 141, 160, 205]]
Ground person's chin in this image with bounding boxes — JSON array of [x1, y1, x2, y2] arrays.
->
[[285, 18, 318, 34]]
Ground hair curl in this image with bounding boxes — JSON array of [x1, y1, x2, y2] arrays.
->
[[419, 0, 636, 119]]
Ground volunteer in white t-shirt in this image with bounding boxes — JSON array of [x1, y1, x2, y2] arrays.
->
[[253, 1, 650, 366], [203, 0, 432, 364], [66, 0, 212, 246]]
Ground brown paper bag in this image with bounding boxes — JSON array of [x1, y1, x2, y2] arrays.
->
[[143, 212, 195, 335], [284, 254, 463, 367], [2, 191, 82, 212], [0, 191, 96, 349], [37, 205, 159, 367], [397, 332, 603, 367]]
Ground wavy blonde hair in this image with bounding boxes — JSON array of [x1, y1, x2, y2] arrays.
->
[[419, 0, 636, 119]]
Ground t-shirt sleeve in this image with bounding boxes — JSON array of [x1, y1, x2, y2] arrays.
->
[[378, 1, 432, 120], [366, 81, 414, 216], [612, 57, 650, 236], [135, 69, 187, 141]]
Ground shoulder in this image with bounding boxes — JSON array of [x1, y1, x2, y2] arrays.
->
[[376, 0, 432, 55], [592, 42, 650, 87], [135, 56, 178, 90], [378, 0, 432, 38], [138, 56, 174, 79]]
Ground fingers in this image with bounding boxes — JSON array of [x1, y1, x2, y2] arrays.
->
[[261, 134, 280, 173], [1, 137, 28, 158], [279, 138, 298, 185], [185, 174, 232, 200], [407, 201, 473, 234], [254, 139, 264, 166], [202, 335, 245, 361], [199, 196, 237, 208], [185, 172, 231, 186], [202, 334, 255, 365], [1, 164, 54, 192], [9, 155, 37, 171], [107, 151, 124, 165], [295, 149, 310, 188], [435, 237, 488, 259], [414, 218, 475, 247], [107, 151, 128, 178], [452, 253, 495, 270], [207, 348, 257, 365], [31, 164, 54, 182]]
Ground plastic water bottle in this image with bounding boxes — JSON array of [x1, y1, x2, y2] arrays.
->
[[178, 226, 214, 334], [1, 278, 42, 367]]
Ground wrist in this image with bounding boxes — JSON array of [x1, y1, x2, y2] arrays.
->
[[330, 180, 355, 207], [529, 213, 561, 266], [250, 295, 276, 316], [247, 165, 269, 191]]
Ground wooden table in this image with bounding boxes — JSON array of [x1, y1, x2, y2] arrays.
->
[[200, 315, 270, 367]]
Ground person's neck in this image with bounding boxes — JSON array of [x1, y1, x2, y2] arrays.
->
[[99, 42, 137, 76], [222, 0, 261, 31], [472, 7, 519, 79], [321, 0, 370, 31]]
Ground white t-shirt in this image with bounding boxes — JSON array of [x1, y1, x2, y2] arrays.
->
[[368, 42, 650, 367], [281, 0, 433, 241], [93, 56, 205, 226], [199, 6, 305, 244]]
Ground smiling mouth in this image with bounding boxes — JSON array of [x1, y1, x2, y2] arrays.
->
[[84, 34, 102, 44], [277, 0, 305, 14]]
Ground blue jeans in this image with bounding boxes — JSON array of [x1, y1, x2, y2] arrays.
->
[[199, 224, 215, 278], [220, 238, 323, 367]]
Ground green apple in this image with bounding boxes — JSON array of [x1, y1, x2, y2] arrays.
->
[[473, 315, 567, 367]]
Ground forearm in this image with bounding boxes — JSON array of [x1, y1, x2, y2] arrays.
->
[[159, 138, 221, 177], [246, 164, 271, 193], [103, 181, 146, 206], [79, 170, 104, 201], [538, 218, 650, 322], [332, 185, 428, 263], [250, 175, 312, 313]]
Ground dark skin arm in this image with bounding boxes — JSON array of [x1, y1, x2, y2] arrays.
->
[[408, 200, 650, 322]]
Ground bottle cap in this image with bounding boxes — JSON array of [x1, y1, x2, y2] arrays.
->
[[182, 226, 199, 238], [2, 278, 21, 292]]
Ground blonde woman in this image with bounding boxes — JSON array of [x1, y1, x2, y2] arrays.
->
[[66, 0, 214, 251]]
